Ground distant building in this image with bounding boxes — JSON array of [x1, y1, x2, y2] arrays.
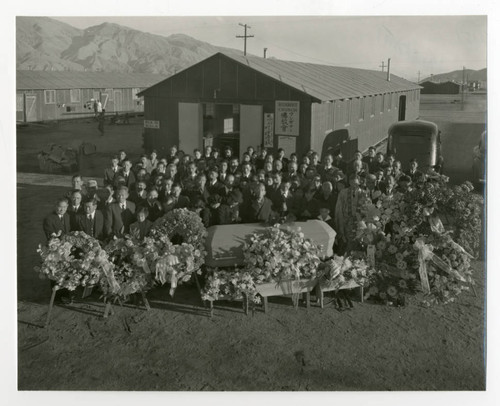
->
[[139, 52, 421, 160], [16, 71, 166, 122], [420, 80, 460, 95]]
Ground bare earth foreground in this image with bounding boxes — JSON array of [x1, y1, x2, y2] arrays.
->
[[17, 96, 486, 391]]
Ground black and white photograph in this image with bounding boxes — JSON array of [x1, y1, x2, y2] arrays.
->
[[5, 0, 499, 402]]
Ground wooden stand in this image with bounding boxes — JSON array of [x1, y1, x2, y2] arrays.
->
[[256, 279, 317, 313], [103, 290, 151, 318], [44, 286, 58, 328], [316, 279, 364, 309]]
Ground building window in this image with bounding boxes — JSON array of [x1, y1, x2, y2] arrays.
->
[[344, 99, 351, 126], [44, 90, 56, 104], [224, 118, 234, 133], [359, 97, 365, 121], [370, 96, 376, 117], [70, 89, 81, 103], [205, 103, 215, 117]]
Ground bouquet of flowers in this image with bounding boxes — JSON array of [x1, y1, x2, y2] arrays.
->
[[317, 256, 373, 287], [35, 231, 111, 291], [243, 225, 323, 284], [154, 241, 205, 295], [201, 267, 260, 304]]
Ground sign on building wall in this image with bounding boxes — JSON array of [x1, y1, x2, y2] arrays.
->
[[263, 113, 274, 147], [144, 120, 160, 129], [275, 101, 300, 136], [278, 136, 297, 157]]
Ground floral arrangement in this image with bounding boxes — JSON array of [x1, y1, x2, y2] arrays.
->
[[354, 178, 480, 305], [35, 232, 111, 291], [441, 181, 483, 256], [317, 256, 374, 288], [201, 267, 260, 304], [150, 208, 207, 256], [149, 210, 206, 293], [243, 225, 323, 283], [101, 237, 155, 301], [419, 232, 474, 305]]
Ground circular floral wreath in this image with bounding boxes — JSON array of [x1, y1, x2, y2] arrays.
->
[[149, 208, 207, 276], [101, 237, 156, 301], [35, 231, 110, 291]]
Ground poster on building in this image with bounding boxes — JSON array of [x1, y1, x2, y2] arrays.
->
[[275, 101, 300, 136], [278, 136, 296, 157], [144, 120, 160, 129], [263, 113, 274, 147]]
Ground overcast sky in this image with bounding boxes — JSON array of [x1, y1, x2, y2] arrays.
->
[[51, 15, 487, 81]]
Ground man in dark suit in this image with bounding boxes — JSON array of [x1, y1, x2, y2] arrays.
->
[[43, 197, 71, 241], [407, 158, 424, 183], [129, 180, 148, 206], [104, 156, 120, 187], [240, 182, 273, 224], [76, 198, 104, 240], [67, 190, 85, 231], [119, 159, 136, 190], [362, 146, 377, 172], [104, 186, 136, 238], [162, 183, 190, 213], [206, 168, 224, 197], [141, 188, 164, 222]]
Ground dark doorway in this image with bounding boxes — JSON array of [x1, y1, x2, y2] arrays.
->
[[398, 95, 406, 121], [321, 129, 349, 160]]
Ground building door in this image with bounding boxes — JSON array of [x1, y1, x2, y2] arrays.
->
[[398, 95, 406, 121], [25, 95, 37, 122], [114, 90, 122, 112], [239, 105, 263, 158], [179, 102, 203, 155]]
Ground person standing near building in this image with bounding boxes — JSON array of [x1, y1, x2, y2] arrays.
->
[[97, 109, 105, 136]]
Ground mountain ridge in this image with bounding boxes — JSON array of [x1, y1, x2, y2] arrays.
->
[[16, 17, 242, 75]]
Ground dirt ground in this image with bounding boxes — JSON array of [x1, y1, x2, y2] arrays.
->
[[16, 100, 487, 391]]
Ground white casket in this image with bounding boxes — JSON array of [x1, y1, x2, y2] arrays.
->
[[205, 220, 336, 268]]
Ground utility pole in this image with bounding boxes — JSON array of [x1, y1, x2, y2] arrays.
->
[[379, 61, 385, 72], [236, 23, 254, 56], [461, 66, 466, 110], [386, 58, 391, 81], [263, 48, 268, 58], [417, 70, 421, 83]]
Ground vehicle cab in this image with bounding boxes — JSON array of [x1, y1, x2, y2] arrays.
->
[[386, 120, 443, 172]]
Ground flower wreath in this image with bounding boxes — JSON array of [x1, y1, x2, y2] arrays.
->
[[100, 237, 156, 301], [150, 208, 207, 252], [149, 208, 207, 288], [35, 231, 111, 291]]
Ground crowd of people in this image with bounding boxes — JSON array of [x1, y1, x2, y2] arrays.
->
[[43, 143, 442, 255]]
